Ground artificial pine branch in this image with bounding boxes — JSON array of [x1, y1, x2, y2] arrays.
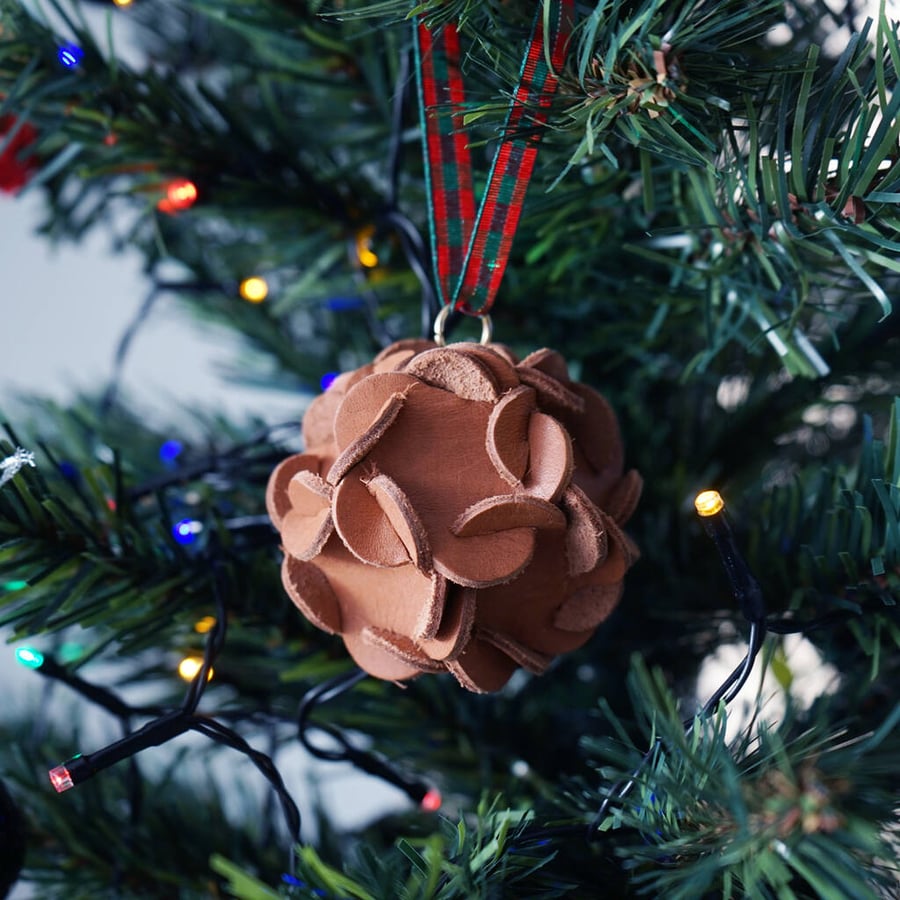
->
[[0, 0, 898, 896]]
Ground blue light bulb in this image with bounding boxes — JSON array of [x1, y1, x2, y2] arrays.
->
[[57, 44, 84, 69], [320, 372, 339, 391], [172, 519, 201, 545], [58, 461, 79, 481], [159, 440, 183, 464]]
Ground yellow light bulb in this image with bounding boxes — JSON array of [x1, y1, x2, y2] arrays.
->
[[694, 490, 725, 518], [194, 616, 217, 634], [239, 276, 269, 303], [113, 0, 133, 6], [178, 656, 213, 682], [356, 226, 379, 268]]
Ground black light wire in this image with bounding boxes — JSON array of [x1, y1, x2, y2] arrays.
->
[[587, 500, 770, 839], [297, 668, 436, 805], [40, 544, 304, 862], [584, 496, 876, 843]]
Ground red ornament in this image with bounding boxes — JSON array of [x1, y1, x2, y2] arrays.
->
[[0, 115, 38, 194], [268, 340, 641, 693]]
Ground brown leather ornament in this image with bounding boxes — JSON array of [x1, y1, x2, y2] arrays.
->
[[267, 339, 641, 692]]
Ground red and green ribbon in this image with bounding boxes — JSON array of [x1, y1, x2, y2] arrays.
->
[[414, 1, 575, 316]]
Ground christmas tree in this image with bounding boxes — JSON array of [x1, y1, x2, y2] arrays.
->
[[1, 0, 899, 896]]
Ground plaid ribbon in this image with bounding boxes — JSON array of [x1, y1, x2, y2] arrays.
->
[[414, 1, 575, 316]]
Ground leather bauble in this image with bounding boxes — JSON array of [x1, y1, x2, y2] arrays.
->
[[268, 340, 641, 692]]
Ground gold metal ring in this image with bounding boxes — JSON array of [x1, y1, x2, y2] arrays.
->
[[433, 306, 493, 347]]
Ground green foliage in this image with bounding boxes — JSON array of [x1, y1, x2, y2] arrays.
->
[[754, 396, 900, 588], [577, 660, 900, 899], [0, 0, 898, 897], [3, 0, 900, 379], [215, 797, 571, 900], [2, 726, 289, 899]]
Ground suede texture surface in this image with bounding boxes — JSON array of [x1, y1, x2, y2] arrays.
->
[[267, 339, 641, 692]]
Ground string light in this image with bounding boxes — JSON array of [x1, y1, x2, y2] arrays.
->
[[58, 643, 84, 664], [49, 712, 191, 793], [157, 179, 198, 214], [239, 277, 269, 303], [694, 489, 724, 517], [159, 439, 183, 464], [325, 296, 364, 312], [57, 44, 84, 69], [320, 372, 338, 391], [172, 518, 202, 545], [420, 788, 442, 812], [48, 761, 77, 793], [14, 647, 44, 670], [355, 226, 379, 268], [178, 656, 212, 682], [2, 581, 27, 591], [58, 461, 79, 482], [298, 669, 439, 808], [112, 0, 133, 6], [194, 616, 217, 634], [694, 488, 766, 625]]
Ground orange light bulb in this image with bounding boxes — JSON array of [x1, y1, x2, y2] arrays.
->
[[178, 656, 213, 682], [194, 616, 217, 634], [694, 490, 725, 518], [355, 226, 379, 268], [239, 276, 269, 303]]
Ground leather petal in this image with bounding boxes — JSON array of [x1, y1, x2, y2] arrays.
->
[[452, 493, 566, 537], [486, 385, 534, 485], [561, 484, 608, 576], [365, 472, 433, 572], [433, 527, 535, 588], [403, 347, 499, 401], [418, 588, 475, 660], [333, 373, 419, 451], [553, 582, 623, 632], [522, 412, 574, 502], [604, 469, 643, 524], [479, 627, 553, 674], [446, 636, 518, 693], [569, 382, 624, 477], [413, 571, 450, 641], [361, 627, 444, 673], [328, 390, 408, 486], [342, 628, 431, 682], [452, 343, 520, 393], [266, 453, 320, 527], [516, 364, 585, 414], [332, 472, 410, 567], [518, 348, 570, 382], [281, 556, 342, 634]]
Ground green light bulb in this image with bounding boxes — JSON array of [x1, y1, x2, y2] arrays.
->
[[15, 647, 44, 669]]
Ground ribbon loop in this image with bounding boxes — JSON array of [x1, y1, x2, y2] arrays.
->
[[414, 1, 575, 317]]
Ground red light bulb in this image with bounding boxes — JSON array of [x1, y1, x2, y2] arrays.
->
[[420, 788, 442, 812], [157, 178, 198, 214], [48, 764, 75, 793]]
